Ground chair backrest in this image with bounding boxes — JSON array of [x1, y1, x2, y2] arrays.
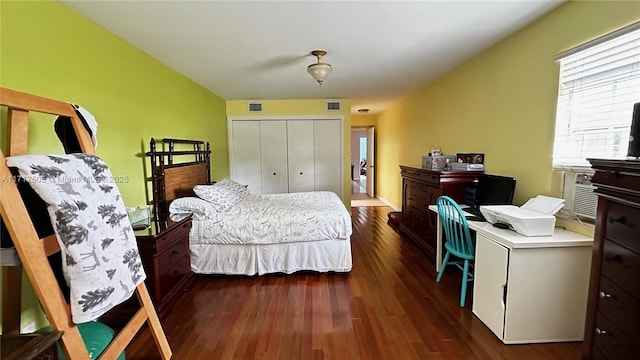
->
[[436, 195, 474, 260]]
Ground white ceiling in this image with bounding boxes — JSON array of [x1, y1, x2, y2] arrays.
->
[[61, 0, 564, 114]]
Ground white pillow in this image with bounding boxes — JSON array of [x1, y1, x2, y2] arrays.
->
[[169, 197, 219, 221], [216, 179, 250, 197], [193, 179, 249, 212]]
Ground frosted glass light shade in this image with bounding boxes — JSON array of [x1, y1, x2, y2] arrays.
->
[[307, 63, 332, 86]]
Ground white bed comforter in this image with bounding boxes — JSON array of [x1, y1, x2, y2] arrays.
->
[[190, 191, 352, 245]]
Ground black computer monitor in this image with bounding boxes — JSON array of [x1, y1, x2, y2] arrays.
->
[[467, 174, 516, 208]]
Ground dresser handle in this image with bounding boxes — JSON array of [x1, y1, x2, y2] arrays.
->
[[171, 250, 179, 256], [604, 254, 622, 263], [595, 328, 607, 335], [599, 291, 614, 299], [608, 216, 626, 224]]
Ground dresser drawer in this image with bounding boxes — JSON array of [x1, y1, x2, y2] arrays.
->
[[592, 345, 608, 360], [605, 202, 640, 253], [406, 193, 429, 212], [406, 180, 431, 202], [401, 168, 441, 186], [598, 276, 640, 346], [602, 240, 640, 300], [593, 311, 639, 360]]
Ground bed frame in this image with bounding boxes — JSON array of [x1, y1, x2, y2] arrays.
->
[[146, 138, 352, 276], [146, 138, 211, 227]]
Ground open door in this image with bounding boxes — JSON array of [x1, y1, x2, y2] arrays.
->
[[366, 127, 375, 197]]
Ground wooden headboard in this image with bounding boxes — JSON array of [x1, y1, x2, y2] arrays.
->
[[147, 138, 211, 226]]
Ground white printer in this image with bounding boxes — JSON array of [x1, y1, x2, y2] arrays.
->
[[479, 195, 565, 236]]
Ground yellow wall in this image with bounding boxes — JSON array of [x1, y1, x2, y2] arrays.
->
[[227, 99, 352, 205], [375, 1, 640, 226], [351, 114, 376, 128], [0, 1, 227, 331]]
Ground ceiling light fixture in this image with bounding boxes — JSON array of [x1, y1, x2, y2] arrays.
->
[[358, 108, 370, 116], [307, 50, 332, 87]]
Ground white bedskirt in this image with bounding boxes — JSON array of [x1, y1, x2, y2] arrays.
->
[[190, 238, 352, 276]]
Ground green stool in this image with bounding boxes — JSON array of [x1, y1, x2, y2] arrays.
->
[[44, 321, 126, 359]]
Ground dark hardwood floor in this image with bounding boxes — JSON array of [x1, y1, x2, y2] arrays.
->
[[126, 206, 581, 359]]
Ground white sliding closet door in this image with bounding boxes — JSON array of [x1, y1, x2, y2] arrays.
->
[[260, 121, 289, 194], [287, 120, 315, 193], [231, 121, 262, 194], [314, 119, 341, 195]]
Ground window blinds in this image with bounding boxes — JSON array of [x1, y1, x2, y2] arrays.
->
[[552, 24, 640, 168]]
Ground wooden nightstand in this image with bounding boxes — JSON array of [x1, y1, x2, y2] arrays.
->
[[135, 216, 194, 318], [100, 216, 194, 329]]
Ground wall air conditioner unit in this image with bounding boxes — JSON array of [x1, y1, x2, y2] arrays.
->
[[571, 172, 598, 219]]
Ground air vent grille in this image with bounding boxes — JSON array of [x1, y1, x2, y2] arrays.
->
[[327, 101, 340, 111], [248, 102, 263, 112]]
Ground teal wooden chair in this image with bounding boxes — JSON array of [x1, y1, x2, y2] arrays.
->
[[436, 195, 475, 307]]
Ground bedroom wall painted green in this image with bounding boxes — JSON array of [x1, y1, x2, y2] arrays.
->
[[0, 1, 227, 332], [1, 1, 229, 208], [374, 0, 639, 235]]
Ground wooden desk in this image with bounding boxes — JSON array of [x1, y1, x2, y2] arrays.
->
[[429, 204, 593, 344]]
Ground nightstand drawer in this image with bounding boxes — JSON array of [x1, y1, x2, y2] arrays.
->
[[159, 259, 190, 299], [157, 239, 187, 270], [605, 202, 640, 253], [155, 221, 191, 253]]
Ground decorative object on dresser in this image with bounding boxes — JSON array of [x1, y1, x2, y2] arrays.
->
[[399, 165, 480, 262], [583, 159, 640, 359], [135, 215, 194, 318]]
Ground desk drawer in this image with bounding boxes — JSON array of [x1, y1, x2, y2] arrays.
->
[[598, 276, 640, 347], [601, 240, 640, 300], [605, 202, 640, 253]]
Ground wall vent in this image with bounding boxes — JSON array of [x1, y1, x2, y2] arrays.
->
[[248, 102, 263, 112], [571, 173, 598, 219], [327, 101, 341, 111]]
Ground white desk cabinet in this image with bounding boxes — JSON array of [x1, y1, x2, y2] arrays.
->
[[472, 227, 592, 344]]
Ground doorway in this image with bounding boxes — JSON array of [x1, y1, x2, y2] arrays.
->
[[351, 126, 381, 206]]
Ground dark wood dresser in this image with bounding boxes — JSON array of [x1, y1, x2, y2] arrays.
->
[[583, 159, 640, 359], [399, 165, 480, 262], [135, 215, 194, 318]]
